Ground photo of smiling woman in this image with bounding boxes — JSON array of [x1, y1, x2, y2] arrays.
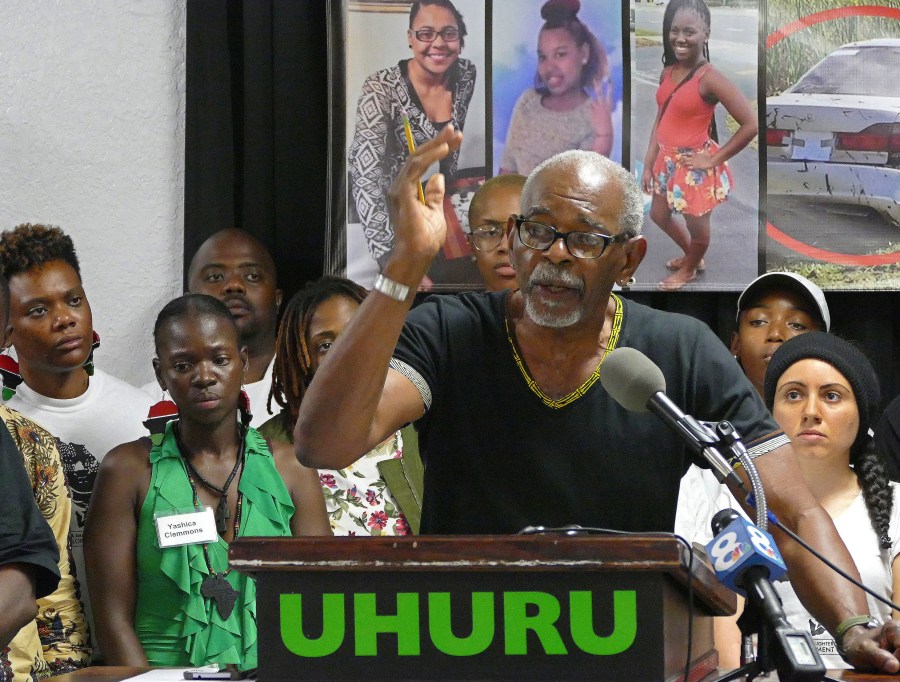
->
[[346, 0, 485, 288], [632, 0, 759, 292], [493, 0, 623, 173]]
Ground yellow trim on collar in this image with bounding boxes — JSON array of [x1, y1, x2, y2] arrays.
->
[[506, 293, 623, 409]]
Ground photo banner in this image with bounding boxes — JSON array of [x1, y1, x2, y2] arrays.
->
[[328, 0, 900, 293]]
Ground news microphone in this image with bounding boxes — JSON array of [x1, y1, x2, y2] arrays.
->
[[600, 347, 743, 488], [708, 509, 825, 680], [707, 508, 786, 596]]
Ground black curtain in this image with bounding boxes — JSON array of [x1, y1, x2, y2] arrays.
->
[[185, 0, 338, 299], [185, 1, 900, 410]]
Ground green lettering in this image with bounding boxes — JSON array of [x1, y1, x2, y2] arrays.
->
[[354, 593, 420, 656], [503, 591, 567, 655], [570, 590, 637, 655], [428, 592, 494, 656], [280, 593, 345, 657]]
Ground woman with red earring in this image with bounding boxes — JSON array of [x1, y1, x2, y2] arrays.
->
[[84, 294, 328, 671]]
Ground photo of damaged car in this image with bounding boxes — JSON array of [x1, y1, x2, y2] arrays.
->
[[766, 39, 900, 227]]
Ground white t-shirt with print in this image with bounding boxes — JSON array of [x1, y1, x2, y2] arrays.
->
[[776, 482, 900, 669], [678, 471, 900, 670]]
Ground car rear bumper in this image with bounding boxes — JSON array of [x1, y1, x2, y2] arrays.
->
[[767, 160, 900, 225]]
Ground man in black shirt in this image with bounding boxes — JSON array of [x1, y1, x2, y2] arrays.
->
[[296, 124, 900, 672]]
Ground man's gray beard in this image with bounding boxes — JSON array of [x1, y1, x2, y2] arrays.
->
[[523, 262, 584, 329], [524, 297, 583, 328]]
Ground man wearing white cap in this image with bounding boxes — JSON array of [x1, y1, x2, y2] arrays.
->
[[730, 272, 830, 397]]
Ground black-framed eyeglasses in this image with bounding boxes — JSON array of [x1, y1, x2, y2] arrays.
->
[[513, 215, 631, 259], [467, 224, 506, 252], [413, 27, 460, 42]]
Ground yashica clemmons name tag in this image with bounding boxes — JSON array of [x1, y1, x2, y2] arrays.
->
[[155, 507, 218, 548]]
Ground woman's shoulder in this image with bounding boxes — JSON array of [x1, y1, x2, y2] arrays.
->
[[696, 62, 728, 90], [456, 57, 476, 76], [107, 436, 153, 466], [512, 88, 542, 110], [362, 62, 404, 86], [97, 438, 153, 500]]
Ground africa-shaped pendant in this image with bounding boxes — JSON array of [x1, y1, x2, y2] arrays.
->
[[201, 573, 238, 619]]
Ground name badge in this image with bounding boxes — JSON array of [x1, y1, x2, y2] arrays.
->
[[155, 507, 218, 548]]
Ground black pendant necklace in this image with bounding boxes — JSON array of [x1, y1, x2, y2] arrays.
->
[[177, 424, 245, 534], [175, 423, 247, 620], [200, 572, 239, 620]]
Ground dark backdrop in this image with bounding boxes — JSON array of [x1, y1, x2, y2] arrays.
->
[[185, 0, 342, 300], [184, 0, 900, 409]]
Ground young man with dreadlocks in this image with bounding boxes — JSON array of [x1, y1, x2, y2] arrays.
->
[[259, 276, 423, 535]]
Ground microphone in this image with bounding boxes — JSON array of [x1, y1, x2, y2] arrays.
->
[[707, 508, 787, 595], [708, 509, 824, 679], [600, 347, 743, 488]]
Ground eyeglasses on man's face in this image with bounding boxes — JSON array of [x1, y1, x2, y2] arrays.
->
[[512, 215, 631, 259], [413, 27, 460, 43], [467, 224, 506, 252]]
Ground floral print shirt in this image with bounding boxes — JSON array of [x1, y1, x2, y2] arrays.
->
[[319, 430, 410, 536], [0, 405, 91, 680]]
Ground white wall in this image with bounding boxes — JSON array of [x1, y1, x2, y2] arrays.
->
[[0, 1, 186, 386]]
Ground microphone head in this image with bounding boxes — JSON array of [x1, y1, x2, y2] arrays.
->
[[711, 508, 742, 536], [600, 347, 667, 413], [705, 512, 787, 595]]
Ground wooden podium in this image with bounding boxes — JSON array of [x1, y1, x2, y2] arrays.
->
[[230, 535, 735, 681]]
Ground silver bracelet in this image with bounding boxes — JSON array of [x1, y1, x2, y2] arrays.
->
[[373, 273, 410, 302]]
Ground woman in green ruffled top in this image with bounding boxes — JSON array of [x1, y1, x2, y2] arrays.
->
[[84, 294, 330, 670]]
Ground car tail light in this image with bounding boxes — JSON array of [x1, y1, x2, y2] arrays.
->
[[835, 123, 900, 153], [766, 129, 791, 147]]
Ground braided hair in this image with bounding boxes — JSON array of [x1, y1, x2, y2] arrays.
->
[[661, 0, 711, 67], [856, 439, 894, 550], [268, 276, 367, 433], [660, 0, 717, 142], [765, 332, 893, 549]]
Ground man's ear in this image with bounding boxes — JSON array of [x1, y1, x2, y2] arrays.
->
[[275, 288, 283, 311], [618, 235, 647, 283], [730, 331, 741, 358]]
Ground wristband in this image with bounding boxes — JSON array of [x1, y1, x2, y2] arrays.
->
[[835, 615, 880, 657], [373, 274, 411, 302]]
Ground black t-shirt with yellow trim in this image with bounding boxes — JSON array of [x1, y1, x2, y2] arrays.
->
[[393, 290, 777, 535]]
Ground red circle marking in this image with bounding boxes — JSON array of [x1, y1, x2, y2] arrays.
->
[[767, 222, 900, 266], [767, 6, 900, 48], [766, 5, 900, 265]]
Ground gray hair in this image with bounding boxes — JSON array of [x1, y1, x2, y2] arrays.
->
[[521, 150, 643, 237]]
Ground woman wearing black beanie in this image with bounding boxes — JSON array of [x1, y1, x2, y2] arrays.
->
[[764, 332, 898, 669]]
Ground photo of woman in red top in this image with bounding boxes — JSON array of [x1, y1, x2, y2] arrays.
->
[[641, 0, 757, 291]]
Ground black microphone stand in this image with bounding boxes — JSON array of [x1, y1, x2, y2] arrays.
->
[[715, 581, 835, 682]]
